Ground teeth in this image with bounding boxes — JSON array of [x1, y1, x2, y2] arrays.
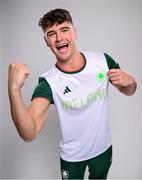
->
[[56, 43, 68, 50], [56, 43, 68, 48]]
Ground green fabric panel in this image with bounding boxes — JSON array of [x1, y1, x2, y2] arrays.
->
[[31, 77, 54, 104], [104, 53, 120, 69]]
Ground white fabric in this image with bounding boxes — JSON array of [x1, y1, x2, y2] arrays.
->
[[41, 52, 112, 162]]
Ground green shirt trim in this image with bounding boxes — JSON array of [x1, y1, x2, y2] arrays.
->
[[55, 53, 87, 74]]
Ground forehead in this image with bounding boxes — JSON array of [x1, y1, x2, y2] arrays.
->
[[45, 21, 73, 32]]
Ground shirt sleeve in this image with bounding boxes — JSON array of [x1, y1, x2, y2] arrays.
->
[[104, 53, 120, 69], [31, 77, 54, 104]]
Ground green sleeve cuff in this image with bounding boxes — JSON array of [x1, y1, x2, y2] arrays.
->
[[32, 77, 54, 104]]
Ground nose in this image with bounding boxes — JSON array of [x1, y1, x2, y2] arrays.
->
[[56, 32, 63, 42]]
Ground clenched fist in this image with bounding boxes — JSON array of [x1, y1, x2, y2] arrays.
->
[[8, 64, 30, 92], [107, 68, 137, 95], [107, 69, 134, 87]]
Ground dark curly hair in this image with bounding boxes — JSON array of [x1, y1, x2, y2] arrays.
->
[[39, 8, 73, 31]]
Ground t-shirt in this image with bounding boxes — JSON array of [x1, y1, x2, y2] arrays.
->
[[32, 52, 120, 162]]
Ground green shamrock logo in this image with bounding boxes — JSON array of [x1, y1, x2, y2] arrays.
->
[[96, 71, 106, 82]]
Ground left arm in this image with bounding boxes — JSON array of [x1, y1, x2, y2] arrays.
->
[[107, 69, 137, 96]]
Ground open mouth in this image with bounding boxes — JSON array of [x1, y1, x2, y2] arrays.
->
[[56, 43, 69, 51]]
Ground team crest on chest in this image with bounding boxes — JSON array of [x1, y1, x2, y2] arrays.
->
[[96, 71, 106, 83]]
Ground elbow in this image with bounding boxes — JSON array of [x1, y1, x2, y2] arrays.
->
[[15, 119, 41, 143], [22, 137, 35, 142], [18, 132, 37, 143], [16, 124, 39, 143]]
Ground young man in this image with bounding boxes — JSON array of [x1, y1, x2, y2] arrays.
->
[[8, 9, 137, 179]]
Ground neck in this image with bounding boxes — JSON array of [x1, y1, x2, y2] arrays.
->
[[56, 51, 85, 72]]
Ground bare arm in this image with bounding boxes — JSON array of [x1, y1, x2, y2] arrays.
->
[[107, 69, 137, 96], [8, 64, 50, 142]]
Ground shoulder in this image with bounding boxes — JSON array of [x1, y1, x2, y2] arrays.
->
[[82, 51, 104, 60], [40, 68, 56, 80], [83, 51, 120, 69]]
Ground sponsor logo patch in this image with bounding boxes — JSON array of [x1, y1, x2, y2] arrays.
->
[[63, 86, 71, 94]]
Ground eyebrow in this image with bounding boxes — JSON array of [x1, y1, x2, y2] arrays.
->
[[60, 26, 70, 30], [46, 26, 70, 36]]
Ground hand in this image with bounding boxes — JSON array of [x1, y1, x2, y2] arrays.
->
[[107, 69, 134, 87], [8, 64, 30, 92]]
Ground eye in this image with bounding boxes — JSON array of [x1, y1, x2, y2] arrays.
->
[[61, 28, 70, 33], [48, 32, 56, 37], [46, 31, 56, 38]]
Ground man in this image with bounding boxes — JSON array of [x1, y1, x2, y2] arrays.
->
[[8, 8, 137, 179]]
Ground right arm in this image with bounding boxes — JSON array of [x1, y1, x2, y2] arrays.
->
[[8, 64, 50, 142]]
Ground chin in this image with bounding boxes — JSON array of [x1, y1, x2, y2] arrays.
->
[[56, 53, 70, 62]]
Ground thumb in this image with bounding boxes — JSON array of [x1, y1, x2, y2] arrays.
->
[[23, 64, 30, 78]]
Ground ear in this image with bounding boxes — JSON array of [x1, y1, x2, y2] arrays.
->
[[44, 36, 49, 47]]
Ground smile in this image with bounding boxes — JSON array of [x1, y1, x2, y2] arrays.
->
[[56, 43, 69, 51]]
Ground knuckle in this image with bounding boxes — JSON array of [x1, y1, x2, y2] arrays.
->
[[9, 63, 15, 67]]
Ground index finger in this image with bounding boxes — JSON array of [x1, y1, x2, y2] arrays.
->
[[107, 69, 120, 75]]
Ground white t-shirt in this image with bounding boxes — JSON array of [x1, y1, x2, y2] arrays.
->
[[39, 52, 112, 162]]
